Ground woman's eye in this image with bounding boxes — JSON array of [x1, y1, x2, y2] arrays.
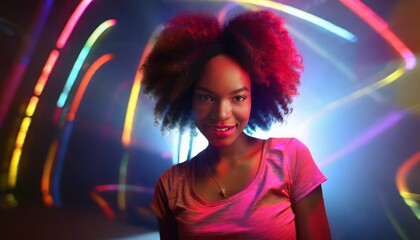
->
[[233, 96, 246, 102], [199, 95, 213, 102]]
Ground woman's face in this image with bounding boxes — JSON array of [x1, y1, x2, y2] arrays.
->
[[192, 54, 252, 148]]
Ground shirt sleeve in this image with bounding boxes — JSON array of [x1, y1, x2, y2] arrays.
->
[[287, 138, 327, 204], [150, 171, 172, 220]]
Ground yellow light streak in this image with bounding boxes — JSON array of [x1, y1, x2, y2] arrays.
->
[[15, 117, 31, 148], [25, 96, 39, 117], [8, 148, 22, 188], [122, 25, 162, 147], [299, 66, 406, 131], [396, 151, 420, 220]]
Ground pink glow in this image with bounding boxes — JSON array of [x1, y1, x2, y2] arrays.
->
[[56, 0, 93, 49]]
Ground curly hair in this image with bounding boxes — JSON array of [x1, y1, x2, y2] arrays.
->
[[141, 10, 303, 132]]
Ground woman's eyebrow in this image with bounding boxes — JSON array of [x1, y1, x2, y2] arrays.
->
[[194, 86, 250, 94], [231, 87, 249, 94]]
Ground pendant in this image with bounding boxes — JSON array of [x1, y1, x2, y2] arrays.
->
[[220, 187, 227, 198]]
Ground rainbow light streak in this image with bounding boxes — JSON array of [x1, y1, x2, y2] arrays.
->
[[118, 152, 130, 211], [56, 0, 93, 49], [208, 0, 357, 42], [90, 192, 116, 219], [34, 50, 60, 96], [67, 54, 114, 121], [122, 26, 162, 147], [299, 66, 406, 131], [42, 140, 59, 206], [56, 19, 116, 108], [8, 117, 31, 187], [48, 54, 113, 206], [6, 47, 58, 191], [396, 151, 420, 220], [91, 184, 154, 219], [340, 0, 416, 70], [51, 121, 74, 206], [0, 0, 53, 129], [319, 111, 405, 167]]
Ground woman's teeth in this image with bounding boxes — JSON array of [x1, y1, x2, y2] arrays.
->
[[215, 128, 229, 132]]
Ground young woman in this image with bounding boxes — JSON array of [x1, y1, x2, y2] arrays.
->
[[142, 10, 331, 240]]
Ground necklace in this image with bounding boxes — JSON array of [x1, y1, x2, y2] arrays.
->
[[204, 150, 228, 199]]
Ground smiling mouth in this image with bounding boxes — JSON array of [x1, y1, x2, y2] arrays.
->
[[207, 125, 237, 138], [212, 127, 233, 132]]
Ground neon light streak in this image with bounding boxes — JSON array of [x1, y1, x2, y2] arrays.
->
[[340, 0, 416, 70], [90, 192, 116, 219], [396, 151, 420, 220], [51, 121, 74, 206], [207, 0, 357, 42], [122, 26, 162, 146], [380, 194, 410, 239], [91, 184, 155, 219], [34, 50, 60, 96], [118, 152, 130, 211], [15, 117, 31, 149], [94, 184, 154, 193], [0, 0, 53, 129], [42, 140, 59, 206], [67, 54, 113, 121], [8, 49, 60, 190], [286, 25, 356, 81], [56, 0, 93, 49], [8, 117, 31, 187], [299, 66, 406, 131], [25, 96, 39, 117], [57, 19, 116, 108], [319, 111, 405, 167], [48, 54, 113, 206], [218, 2, 241, 23], [8, 149, 22, 188]]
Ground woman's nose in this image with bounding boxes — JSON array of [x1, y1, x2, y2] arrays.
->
[[212, 100, 231, 120]]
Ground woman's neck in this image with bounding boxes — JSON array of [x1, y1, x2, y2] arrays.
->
[[207, 133, 261, 165]]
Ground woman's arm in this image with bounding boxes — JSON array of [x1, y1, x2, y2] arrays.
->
[[157, 217, 179, 240], [292, 186, 331, 240]]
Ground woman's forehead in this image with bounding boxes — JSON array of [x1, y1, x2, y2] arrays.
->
[[196, 54, 251, 90]]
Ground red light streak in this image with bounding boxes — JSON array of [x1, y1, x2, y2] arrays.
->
[[67, 54, 113, 121]]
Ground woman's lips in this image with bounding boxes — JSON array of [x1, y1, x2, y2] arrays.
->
[[207, 125, 236, 138]]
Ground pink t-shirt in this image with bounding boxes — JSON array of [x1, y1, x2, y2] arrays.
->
[[151, 138, 327, 239]]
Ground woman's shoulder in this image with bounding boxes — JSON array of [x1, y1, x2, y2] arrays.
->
[[158, 155, 196, 182], [266, 137, 306, 150]]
